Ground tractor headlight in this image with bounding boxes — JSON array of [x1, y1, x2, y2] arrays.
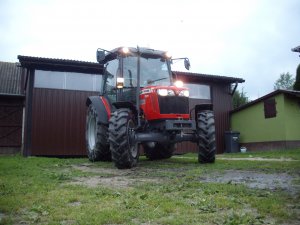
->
[[117, 77, 124, 89], [121, 47, 130, 54], [174, 80, 184, 88], [179, 90, 189, 97], [165, 51, 172, 59], [157, 89, 175, 96]]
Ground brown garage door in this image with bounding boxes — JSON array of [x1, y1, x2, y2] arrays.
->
[[0, 99, 23, 154]]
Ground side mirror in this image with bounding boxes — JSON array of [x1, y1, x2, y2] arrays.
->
[[184, 58, 190, 70], [96, 49, 105, 62]]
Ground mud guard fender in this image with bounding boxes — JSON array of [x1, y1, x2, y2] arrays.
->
[[194, 103, 213, 119], [86, 96, 111, 125], [112, 101, 138, 116], [195, 103, 213, 112]]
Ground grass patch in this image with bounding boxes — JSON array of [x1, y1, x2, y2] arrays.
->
[[0, 151, 299, 225]]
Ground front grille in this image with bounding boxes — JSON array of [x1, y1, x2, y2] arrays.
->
[[158, 96, 189, 114]]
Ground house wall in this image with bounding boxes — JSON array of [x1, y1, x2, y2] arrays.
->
[[231, 93, 300, 151], [231, 94, 286, 143], [284, 95, 300, 141]]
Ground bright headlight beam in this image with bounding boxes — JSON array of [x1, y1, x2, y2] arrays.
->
[[157, 89, 168, 96], [117, 77, 124, 89], [182, 90, 189, 97], [122, 47, 129, 54], [178, 90, 189, 97], [174, 80, 184, 88], [165, 51, 172, 58], [157, 89, 176, 96]]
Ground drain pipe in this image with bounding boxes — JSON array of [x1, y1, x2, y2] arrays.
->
[[230, 81, 238, 96]]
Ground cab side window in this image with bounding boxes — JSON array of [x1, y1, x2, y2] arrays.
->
[[104, 59, 119, 102]]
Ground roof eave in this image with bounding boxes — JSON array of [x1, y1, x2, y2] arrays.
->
[[173, 71, 245, 84], [231, 89, 300, 113], [18, 55, 104, 74], [0, 93, 25, 98]]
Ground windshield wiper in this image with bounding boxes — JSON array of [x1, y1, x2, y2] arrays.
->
[[147, 77, 168, 84]]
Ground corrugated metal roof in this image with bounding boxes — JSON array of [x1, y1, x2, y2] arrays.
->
[[18, 55, 100, 66], [0, 61, 23, 95], [173, 71, 245, 84], [18, 55, 104, 74]]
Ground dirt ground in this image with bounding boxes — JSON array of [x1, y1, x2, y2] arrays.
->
[[69, 164, 162, 188], [200, 170, 299, 195], [68, 162, 300, 197], [217, 157, 298, 162]]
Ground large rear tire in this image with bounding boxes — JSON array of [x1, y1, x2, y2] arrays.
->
[[109, 108, 139, 169], [143, 143, 175, 160], [197, 111, 216, 163], [86, 104, 111, 162]]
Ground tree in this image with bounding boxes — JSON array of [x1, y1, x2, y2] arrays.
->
[[233, 88, 249, 109], [293, 64, 300, 91], [273, 72, 295, 90]]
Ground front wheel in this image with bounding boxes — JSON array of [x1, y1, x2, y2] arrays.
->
[[197, 110, 216, 163], [109, 108, 139, 169]]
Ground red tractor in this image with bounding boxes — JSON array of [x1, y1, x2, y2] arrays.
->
[[86, 47, 216, 169]]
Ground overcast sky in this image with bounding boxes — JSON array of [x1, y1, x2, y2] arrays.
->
[[1, 0, 299, 99]]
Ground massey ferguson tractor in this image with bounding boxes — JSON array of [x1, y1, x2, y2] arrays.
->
[[86, 47, 216, 169]]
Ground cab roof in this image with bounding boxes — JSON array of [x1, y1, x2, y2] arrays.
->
[[102, 47, 169, 63]]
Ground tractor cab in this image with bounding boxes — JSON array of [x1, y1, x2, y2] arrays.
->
[[97, 47, 174, 103]]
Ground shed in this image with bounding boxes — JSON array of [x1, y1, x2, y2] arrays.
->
[[231, 89, 300, 151], [18, 56, 103, 156], [0, 62, 25, 154], [18, 55, 244, 156]]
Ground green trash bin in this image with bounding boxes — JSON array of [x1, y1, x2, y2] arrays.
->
[[225, 131, 240, 153]]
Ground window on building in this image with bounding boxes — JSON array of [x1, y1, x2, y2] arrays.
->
[[34, 70, 102, 92], [264, 98, 276, 118], [184, 83, 211, 99], [34, 71, 65, 89]]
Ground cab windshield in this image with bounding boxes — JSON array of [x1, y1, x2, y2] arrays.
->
[[123, 56, 171, 88]]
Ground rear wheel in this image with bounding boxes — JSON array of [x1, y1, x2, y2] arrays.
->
[[109, 108, 139, 169], [143, 143, 175, 160], [86, 104, 111, 161], [197, 110, 216, 163]]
